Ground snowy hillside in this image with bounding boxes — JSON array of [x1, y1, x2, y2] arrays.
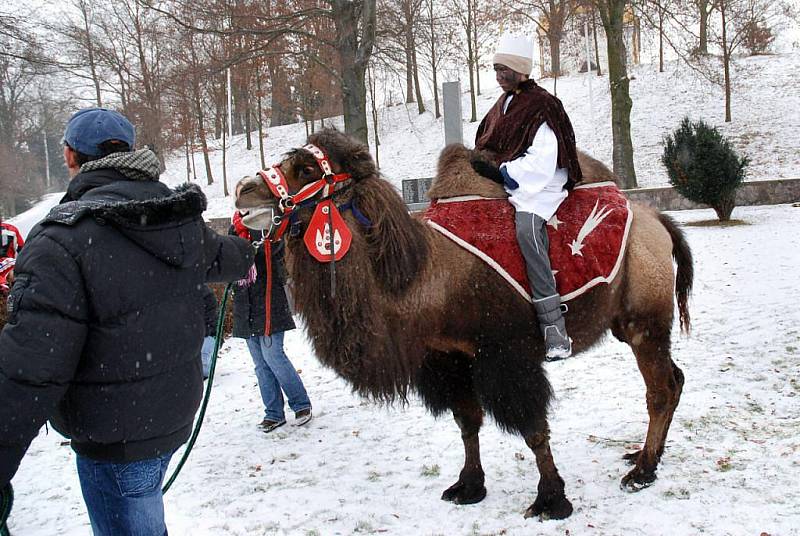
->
[[8, 203, 800, 535], [160, 53, 800, 220]]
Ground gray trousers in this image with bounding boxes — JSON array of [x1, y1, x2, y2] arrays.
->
[[515, 211, 558, 302]]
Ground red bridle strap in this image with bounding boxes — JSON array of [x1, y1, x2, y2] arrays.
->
[[255, 144, 352, 242]]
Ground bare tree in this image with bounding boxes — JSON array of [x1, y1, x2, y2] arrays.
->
[[504, 0, 580, 77], [591, 0, 637, 188]]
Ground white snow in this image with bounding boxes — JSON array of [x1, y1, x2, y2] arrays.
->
[[8, 203, 800, 535], [5, 52, 800, 535]]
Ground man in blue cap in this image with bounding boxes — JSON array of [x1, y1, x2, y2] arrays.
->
[[0, 108, 254, 535]]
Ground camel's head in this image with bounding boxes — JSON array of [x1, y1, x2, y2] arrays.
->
[[235, 128, 377, 230]]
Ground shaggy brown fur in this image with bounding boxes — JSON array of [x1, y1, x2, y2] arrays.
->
[[235, 128, 693, 519]]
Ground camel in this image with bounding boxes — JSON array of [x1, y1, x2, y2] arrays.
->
[[235, 129, 692, 519]]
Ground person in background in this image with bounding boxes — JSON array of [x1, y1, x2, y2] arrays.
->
[[473, 34, 583, 361], [230, 211, 313, 433], [200, 285, 219, 379], [0, 108, 254, 536], [0, 216, 24, 291]]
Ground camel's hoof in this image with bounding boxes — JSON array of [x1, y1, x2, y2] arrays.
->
[[441, 481, 487, 504], [524, 493, 573, 520], [622, 450, 641, 466], [620, 467, 657, 492]]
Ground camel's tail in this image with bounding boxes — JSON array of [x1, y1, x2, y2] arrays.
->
[[658, 213, 693, 334]]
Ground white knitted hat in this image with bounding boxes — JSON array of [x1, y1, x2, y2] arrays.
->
[[493, 34, 534, 76]]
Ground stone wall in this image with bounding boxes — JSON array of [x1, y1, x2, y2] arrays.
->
[[210, 178, 800, 229], [404, 178, 800, 213]]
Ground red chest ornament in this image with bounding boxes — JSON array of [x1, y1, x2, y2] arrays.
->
[[304, 200, 352, 262]]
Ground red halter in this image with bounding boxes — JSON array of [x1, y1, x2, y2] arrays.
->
[[256, 143, 352, 241]]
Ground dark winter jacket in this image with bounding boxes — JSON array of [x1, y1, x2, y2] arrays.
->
[[0, 167, 253, 487], [230, 228, 295, 338], [202, 285, 219, 337]]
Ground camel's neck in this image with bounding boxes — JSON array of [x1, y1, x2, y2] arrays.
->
[[284, 177, 429, 401]]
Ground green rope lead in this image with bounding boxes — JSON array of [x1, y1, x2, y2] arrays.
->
[[0, 483, 13, 536], [162, 282, 233, 494]]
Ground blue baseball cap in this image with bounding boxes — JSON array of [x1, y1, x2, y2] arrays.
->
[[63, 108, 135, 157]]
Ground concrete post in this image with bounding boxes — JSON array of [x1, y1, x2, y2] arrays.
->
[[442, 81, 464, 146]]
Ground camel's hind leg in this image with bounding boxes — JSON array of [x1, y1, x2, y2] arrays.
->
[[615, 318, 685, 491], [416, 351, 487, 504]]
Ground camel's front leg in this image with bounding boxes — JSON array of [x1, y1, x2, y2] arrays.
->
[[523, 427, 573, 519], [441, 397, 487, 504]]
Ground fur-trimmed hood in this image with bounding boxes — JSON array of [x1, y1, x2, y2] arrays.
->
[[43, 179, 208, 267]]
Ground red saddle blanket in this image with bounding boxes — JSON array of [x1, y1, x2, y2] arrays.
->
[[423, 182, 632, 302]]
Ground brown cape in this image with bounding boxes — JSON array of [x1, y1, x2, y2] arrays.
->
[[475, 79, 582, 189]]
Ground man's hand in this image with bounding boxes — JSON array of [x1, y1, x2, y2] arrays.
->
[[470, 157, 505, 185]]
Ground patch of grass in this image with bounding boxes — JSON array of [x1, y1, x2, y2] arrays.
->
[[353, 520, 374, 533], [305, 530, 321, 536], [420, 464, 440, 477], [685, 219, 749, 227], [785, 345, 797, 354], [367, 470, 381, 482]]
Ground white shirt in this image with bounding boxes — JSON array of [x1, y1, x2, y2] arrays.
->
[[499, 96, 569, 220]]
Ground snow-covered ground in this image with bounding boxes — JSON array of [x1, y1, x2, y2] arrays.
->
[[8, 203, 800, 535], [160, 53, 800, 220]]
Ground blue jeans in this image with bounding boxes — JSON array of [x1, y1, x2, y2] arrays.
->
[[76, 452, 173, 536], [200, 336, 216, 378], [246, 332, 311, 422]]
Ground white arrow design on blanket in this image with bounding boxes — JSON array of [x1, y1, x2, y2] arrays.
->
[[569, 200, 614, 256]]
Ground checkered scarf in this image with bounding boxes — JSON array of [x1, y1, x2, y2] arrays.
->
[[80, 148, 161, 182]]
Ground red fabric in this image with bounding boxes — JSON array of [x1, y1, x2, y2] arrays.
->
[[1, 222, 23, 259], [232, 211, 252, 241], [423, 184, 630, 301]]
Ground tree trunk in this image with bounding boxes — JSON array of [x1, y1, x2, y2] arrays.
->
[[548, 32, 562, 76], [698, 0, 710, 55], [331, 0, 376, 145], [592, 10, 602, 76], [79, 0, 103, 107], [222, 118, 229, 196], [472, 0, 480, 96], [256, 74, 266, 169], [428, 1, 440, 118], [466, 0, 477, 122], [405, 38, 414, 103], [244, 84, 252, 150], [411, 40, 425, 114], [659, 7, 664, 73], [713, 192, 735, 221], [721, 0, 731, 122], [599, 1, 637, 188]]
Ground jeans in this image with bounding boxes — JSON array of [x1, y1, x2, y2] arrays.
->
[[200, 336, 216, 378], [76, 451, 173, 536], [246, 332, 311, 422]]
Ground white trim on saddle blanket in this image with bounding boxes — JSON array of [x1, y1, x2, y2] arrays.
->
[[425, 181, 633, 303]]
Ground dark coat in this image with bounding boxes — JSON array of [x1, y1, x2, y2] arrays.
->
[[0, 169, 253, 487], [230, 228, 296, 338], [202, 285, 219, 337]]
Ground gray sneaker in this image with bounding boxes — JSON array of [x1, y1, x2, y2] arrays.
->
[[293, 408, 313, 427], [543, 325, 572, 361], [258, 418, 286, 433]]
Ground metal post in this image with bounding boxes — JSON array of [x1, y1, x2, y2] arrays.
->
[[43, 132, 50, 189], [442, 81, 464, 146]]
